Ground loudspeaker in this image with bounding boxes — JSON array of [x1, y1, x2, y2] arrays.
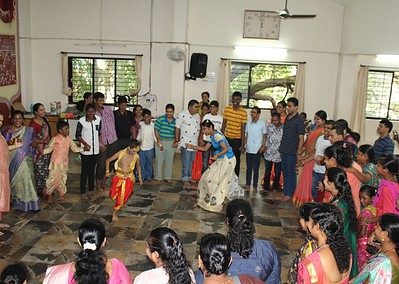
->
[[189, 53, 208, 78]]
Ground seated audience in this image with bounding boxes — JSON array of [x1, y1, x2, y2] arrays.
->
[[134, 227, 195, 284], [287, 202, 319, 283], [351, 213, 399, 283], [297, 203, 351, 283], [0, 263, 29, 284], [43, 219, 131, 283], [197, 233, 263, 284]]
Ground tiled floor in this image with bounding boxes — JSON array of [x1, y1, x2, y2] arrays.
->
[[0, 153, 302, 283]]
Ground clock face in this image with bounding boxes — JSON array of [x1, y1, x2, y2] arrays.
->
[[243, 10, 281, 40]]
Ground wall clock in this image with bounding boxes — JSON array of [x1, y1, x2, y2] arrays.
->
[[243, 10, 280, 40]]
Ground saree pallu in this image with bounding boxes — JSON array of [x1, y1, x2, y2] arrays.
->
[[357, 206, 377, 271], [198, 156, 236, 212], [29, 118, 51, 192], [0, 135, 10, 213], [109, 172, 134, 210], [351, 254, 393, 284], [4, 126, 39, 212]]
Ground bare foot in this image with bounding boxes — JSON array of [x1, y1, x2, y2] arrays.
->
[[0, 223, 10, 229], [112, 212, 119, 222], [58, 195, 68, 203]]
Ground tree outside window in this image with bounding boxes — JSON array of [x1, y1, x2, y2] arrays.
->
[[229, 62, 297, 109], [68, 57, 139, 105], [366, 70, 399, 120]]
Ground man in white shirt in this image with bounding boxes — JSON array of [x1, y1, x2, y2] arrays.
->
[[242, 106, 266, 190], [312, 120, 333, 199], [175, 100, 200, 189], [138, 109, 157, 183]]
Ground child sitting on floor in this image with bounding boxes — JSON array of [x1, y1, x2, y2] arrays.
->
[[105, 139, 142, 222], [44, 121, 87, 204]]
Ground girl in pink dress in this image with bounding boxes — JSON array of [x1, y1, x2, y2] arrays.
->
[[43, 219, 132, 284], [357, 185, 377, 271]]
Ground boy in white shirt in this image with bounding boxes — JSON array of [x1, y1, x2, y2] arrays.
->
[[201, 100, 223, 172], [311, 119, 333, 199], [138, 109, 157, 183]]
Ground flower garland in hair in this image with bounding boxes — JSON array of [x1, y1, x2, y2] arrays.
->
[[83, 242, 97, 251]]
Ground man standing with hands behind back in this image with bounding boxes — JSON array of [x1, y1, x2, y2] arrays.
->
[[222, 91, 247, 177], [278, 97, 305, 202]]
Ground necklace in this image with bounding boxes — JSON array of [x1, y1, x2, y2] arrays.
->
[[220, 276, 232, 284], [380, 247, 396, 254], [386, 175, 396, 182]]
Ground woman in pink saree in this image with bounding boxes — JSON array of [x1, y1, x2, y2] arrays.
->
[[293, 110, 326, 206], [297, 203, 351, 284], [43, 219, 132, 284]]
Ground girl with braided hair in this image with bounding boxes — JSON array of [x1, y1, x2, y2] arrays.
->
[[198, 233, 263, 284], [298, 203, 351, 283], [324, 167, 358, 278], [43, 219, 131, 283], [134, 227, 195, 284]]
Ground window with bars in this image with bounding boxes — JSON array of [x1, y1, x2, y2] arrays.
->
[[366, 70, 399, 120], [68, 57, 139, 105], [229, 61, 297, 109]]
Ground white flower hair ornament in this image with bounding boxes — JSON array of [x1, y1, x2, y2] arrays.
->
[[83, 242, 97, 251]]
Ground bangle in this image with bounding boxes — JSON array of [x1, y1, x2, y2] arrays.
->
[[106, 170, 110, 173]]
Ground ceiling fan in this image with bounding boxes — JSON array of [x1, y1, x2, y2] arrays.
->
[[278, 0, 316, 19]]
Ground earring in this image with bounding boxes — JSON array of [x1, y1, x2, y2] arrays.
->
[[381, 238, 385, 242]]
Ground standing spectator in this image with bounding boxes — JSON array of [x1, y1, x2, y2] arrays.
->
[[75, 91, 93, 115], [175, 100, 200, 190], [198, 91, 210, 116], [311, 119, 333, 200], [76, 104, 101, 201], [242, 106, 266, 191], [113, 95, 135, 152], [131, 104, 144, 139], [222, 91, 247, 177], [29, 103, 51, 196], [261, 112, 283, 194], [203, 100, 223, 132], [373, 118, 395, 160], [93, 92, 118, 191], [154, 103, 176, 183], [278, 97, 305, 202], [138, 108, 157, 183]]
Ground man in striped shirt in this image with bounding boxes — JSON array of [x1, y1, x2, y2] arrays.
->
[[373, 118, 394, 160], [154, 103, 176, 183], [222, 91, 247, 177]]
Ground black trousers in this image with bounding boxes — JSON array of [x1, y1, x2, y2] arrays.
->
[[227, 138, 242, 177], [246, 153, 261, 187], [96, 141, 118, 181], [80, 154, 98, 193], [263, 159, 282, 191]]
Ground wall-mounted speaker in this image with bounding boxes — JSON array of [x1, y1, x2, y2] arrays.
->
[[189, 53, 208, 79]]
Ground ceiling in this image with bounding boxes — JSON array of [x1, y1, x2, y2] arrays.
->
[[327, 0, 352, 5]]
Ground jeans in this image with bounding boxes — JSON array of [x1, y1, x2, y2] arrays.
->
[[281, 153, 297, 197], [139, 148, 155, 181], [80, 154, 98, 193], [226, 138, 242, 177], [181, 147, 196, 181], [155, 140, 175, 180], [246, 153, 261, 187], [263, 160, 282, 191], [312, 171, 325, 200]]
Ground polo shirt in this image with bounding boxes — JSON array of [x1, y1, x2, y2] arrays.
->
[[222, 105, 247, 139], [373, 136, 394, 159], [76, 115, 101, 155], [154, 114, 176, 140], [113, 109, 134, 139], [279, 113, 305, 155], [175, 109, 200, 150], [245, 119, 266, 154]]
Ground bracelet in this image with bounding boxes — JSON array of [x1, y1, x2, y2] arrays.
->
[[106, 170, 110, 173]]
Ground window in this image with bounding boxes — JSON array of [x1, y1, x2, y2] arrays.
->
[[366, 70, 399, 120], [229, 61, 297, 109], [68, 57, 139, 105]]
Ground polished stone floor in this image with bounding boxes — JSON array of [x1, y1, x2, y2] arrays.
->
[[0, 154, 302, 283]]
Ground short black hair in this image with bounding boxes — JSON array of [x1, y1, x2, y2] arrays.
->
[[252, 106, 261, 114], [188, 99, 199, 108], [165, 103, 175, 111], [0, 263, 29, 284], [56, 120, 69, 131], [209, 100, 219, 108], [83, 92, 92, 100], [380, 118, 393, 133], [325, 119, 335, 126], [287, 97, 299, 106], [85, 103, 96, 112], [129, 139, 141, 148], [232, 91, 242, 99], [116, 95, 128, 105], [202, 102, 210, 109], [271, 112, 281, 119], [142, 108, 151, 117], [201, 91, 210, 98], [93, 92, 105, 100]]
